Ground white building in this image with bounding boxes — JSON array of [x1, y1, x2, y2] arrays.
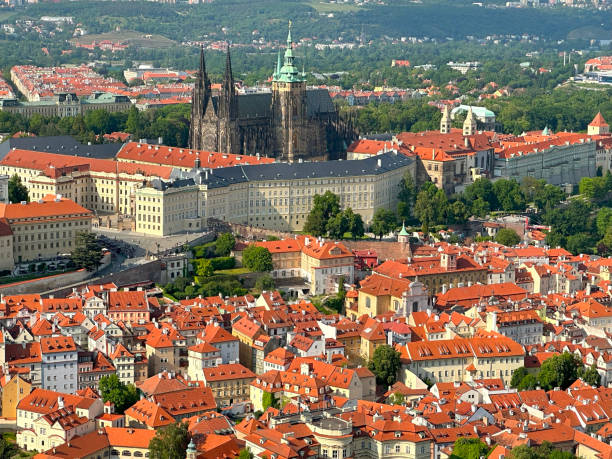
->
[[40, 336, 78, 393]]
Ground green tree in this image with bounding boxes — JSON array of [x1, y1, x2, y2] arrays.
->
[[8, 174, 28, 204], [492, 179, 527, 212], [389, 392, 405, 406], [327, 211, 350, 239], [367, 344, 401, 385], [345, 207, 365, 238], [99, 374, 139, 414], [262, 391, 278, 410], [596, 207, 612, 236], [193, 258, 214, 277], [371, 208, 396, 239], [533, 184, 565, 211], [538, 352, 584, 390], [126, 105, 144, 137], [149, 421, 190, 459], [510, 367, 528, 389], [0, 434, 17, 458], [464, 178, 498, 210], [215, 232, 236, 256], [243, 245, 273, 272], [517, 374, 538, 391], [509, 442, 576, 459], [495, 228, 521, 246], [71, 232, 102, 272], [238, 449, 254, 459], [304, 191, 341, 237], [471, 197, 490, 218], [397, 171, 417, 221], [255, 274, 275, 291], [450, 438, 490, 459], [582, 364, 601, 387]]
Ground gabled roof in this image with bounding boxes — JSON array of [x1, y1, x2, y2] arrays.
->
[[124, 398, 175, 428]]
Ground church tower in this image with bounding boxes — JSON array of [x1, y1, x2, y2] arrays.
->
[[218, 46, 239, 153], [272, 22, 308, 162], [440, 104, 451, 134], [463, 107, 477, 136], [588, 112, 610, 136], [189, 46, 212, 150]]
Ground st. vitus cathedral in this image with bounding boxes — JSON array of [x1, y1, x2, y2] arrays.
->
[[188, 24, 356, 162]]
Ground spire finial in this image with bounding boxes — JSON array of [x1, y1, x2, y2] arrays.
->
[[287, 20, 293, 46]]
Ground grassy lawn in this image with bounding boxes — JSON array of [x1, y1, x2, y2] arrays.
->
[[307, 0, 363, 13], [0, 11, 16, 21], [214, 267, 251, 275], [0, 269, 78, 286]]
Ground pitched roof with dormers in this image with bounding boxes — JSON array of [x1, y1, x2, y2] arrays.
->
[[124, 398, 175, 428]]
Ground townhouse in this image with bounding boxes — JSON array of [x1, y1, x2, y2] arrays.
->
[[399, 331, 524, 387], [201, 363, 255, 409]]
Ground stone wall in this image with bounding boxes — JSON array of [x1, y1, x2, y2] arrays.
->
[[0, 269, 92, 295]]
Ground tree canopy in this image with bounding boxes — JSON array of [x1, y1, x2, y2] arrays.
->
[[495, 228, 521, 246], [367, 344, 401, 386], [8, 174, 29, 204], [71, 232, 103, 272], [149, 421, 191, 459], [98, 374, 139, 414], [242, 245, 273, 272], [450, 438, 490, 459]]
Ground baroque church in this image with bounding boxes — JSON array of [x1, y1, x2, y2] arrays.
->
[[188, 25, 355, 162]]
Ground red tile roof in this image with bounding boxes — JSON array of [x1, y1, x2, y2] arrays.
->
[[117, 142, 274, 169]]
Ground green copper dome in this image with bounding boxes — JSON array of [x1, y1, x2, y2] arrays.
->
[[399, 221, 410, 236], [274, 21, 306, 83]]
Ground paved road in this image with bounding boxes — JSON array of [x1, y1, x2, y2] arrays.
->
[[93, 228, 212, 256]]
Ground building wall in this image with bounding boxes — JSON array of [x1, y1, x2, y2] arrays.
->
[[494, 141, 597, 186], [1, 376, 31, 419], [205, 376, 254, 408], [41, 350, 78, 393]]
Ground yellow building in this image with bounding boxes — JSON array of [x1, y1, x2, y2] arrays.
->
[[1, 374, 31, 419], [201, 363, 255, 408], [231, 317, 263, 370], [0, 196, 93, 264], [359, 318, 387, 361], [134, 178, 202, 236]]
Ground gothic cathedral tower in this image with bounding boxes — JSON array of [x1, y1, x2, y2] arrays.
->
[[189, 46, 212, 151], [218, 47, 239, 153], [271, 22, 308, 162]]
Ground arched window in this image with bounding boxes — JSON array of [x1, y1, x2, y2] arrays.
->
[[122, 451, 132, 457]]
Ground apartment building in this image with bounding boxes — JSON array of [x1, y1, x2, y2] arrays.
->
[[0, 196, 92, 264], [201, 363, 255, 409], [400, 331, 524, 387], [40, 336, 78, 393], [16, 388, 103, 451], [0, 92, 131, 118], [135, 151, 415, 233], [486, 309, 543, 346]]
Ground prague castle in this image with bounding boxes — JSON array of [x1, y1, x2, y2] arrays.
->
[[188, 25, 355, 162]]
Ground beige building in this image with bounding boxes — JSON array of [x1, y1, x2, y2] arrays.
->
[[0, 93, 131, 118], [0, 149, 173, 217], [134, 178, 202, 236], [0, 196, 93, 264], [201, 363, 255, 408], [399, 331, 524, 387], [138, 151, 415, 233]]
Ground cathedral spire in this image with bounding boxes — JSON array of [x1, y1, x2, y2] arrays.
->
[[220, 44, 237, 120], [223, 44, 235, 94], [287, 20, 293, 47]]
